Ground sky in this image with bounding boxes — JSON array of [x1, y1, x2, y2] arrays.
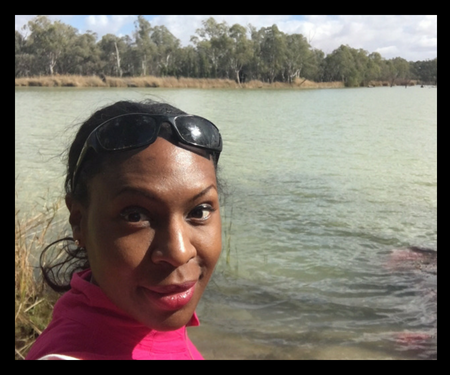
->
[[15, 15, 437, 62]]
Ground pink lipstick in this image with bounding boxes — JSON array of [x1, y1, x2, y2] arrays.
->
[[142, 281, 196, 311]]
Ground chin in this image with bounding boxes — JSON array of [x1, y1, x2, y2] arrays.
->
[[141, 308, 196, 332]]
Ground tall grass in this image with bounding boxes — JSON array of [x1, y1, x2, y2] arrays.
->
[[16, 74, 419, 89], [15, 74, 345, 89], [15, 200, 63, 360]]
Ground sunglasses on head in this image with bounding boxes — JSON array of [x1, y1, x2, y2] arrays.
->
[[71, 113, 223, 192]]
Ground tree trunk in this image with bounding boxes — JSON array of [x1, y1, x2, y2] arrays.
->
[[142, 55, 147, 76], [49, 53, 56, 76], [114, 41, 122, 77]]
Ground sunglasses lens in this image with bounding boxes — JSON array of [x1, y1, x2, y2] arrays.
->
[[175, 116, 222, 150], [97, 115, 158, 150]]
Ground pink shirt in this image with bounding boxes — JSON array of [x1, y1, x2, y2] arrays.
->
[[25, 270, 203, 360]]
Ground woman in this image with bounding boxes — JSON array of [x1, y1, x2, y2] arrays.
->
[[26, 99, 223, 360]]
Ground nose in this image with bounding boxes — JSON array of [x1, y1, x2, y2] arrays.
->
[[150, 217, 196, 267]]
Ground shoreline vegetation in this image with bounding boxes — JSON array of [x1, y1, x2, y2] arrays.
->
[[16, 16, 436, 90], [15, 74, 343, 89], [15, 202, 62, 360], [14, 74, 416, 89]]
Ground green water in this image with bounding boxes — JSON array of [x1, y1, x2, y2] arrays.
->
[[15, 86, 437, 359]]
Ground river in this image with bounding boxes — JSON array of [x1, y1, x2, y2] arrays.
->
[[15, 85, 437, 359]]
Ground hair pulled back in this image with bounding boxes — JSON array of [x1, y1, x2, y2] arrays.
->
[[41, 99, 188, 292]]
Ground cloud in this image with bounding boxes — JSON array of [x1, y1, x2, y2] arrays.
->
[[15, 15, 32, 32], [375, 46, 400, 57], [151, 15, 291, 46], [84, 15, 135, 36], [15, 15, 77, 33], [280, 15, 437, 61], [156, 15, 436, 60], [15, 15, 437, 61]]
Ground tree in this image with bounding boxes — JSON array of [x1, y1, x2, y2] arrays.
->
[[15, 30, 34, 77], [305, 48, 325, 82], [192, 17, 230, 78], [119, 35, 138, 76], [151, 25, 180, 76], [227, 24, 253, 84], [59, 31, 101, 75], [324, 45, 365, 87], [176, 46, 199, 78], [349, 48, 369, 87], [411, 58, 437, 85], [365, 52, 383, 85], [26, 16, 78, 75], [245, 24, 264, 81], [384, 57, 410, 86], [133, 15, 157, 76], [190, 36, 212, 78], [259, 25, 286, 83], [14, 15, 436, 85], [284, 33, 311, 83], [98, 34, 128, 76]]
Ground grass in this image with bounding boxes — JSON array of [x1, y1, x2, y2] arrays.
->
[[15, 75, 421, 89], [15, 74, 346, 89], [15, 200, 63, 360]]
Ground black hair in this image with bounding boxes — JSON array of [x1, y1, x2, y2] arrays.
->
[[41, 99, 221, 293], [66, 100, 188, 204]]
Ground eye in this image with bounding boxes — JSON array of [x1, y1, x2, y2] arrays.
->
[[120, 207, 151, 224], [187, 204, 214, 221]]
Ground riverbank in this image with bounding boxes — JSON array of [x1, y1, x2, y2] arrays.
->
[[15, 74, 346, 89], [15, 202, 62, 360]]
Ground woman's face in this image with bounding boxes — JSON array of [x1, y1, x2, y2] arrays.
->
[[71, 136, 222, 331]]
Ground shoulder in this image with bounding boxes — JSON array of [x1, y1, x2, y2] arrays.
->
[[37, 354, 80, 360]]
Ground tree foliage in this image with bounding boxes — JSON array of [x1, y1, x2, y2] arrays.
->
[[15, 16, 437, 86]]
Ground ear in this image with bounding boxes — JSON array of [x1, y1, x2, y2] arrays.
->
[[65, 194, 85, 245]]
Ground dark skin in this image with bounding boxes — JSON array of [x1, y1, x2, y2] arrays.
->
[[66, 136, 222, 331]]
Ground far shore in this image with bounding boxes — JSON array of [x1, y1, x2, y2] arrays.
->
[[15, 74, 350, 89]]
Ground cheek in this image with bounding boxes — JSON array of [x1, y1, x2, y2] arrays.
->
[[196, 220, 222, 272], [82, 207, 151, 276]]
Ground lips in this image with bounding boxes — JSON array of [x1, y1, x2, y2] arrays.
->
[[142, 281, 197, 311]]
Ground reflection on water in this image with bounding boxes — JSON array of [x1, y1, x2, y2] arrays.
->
[[16, 86, 436, 359], [191, 260, 436, 360]]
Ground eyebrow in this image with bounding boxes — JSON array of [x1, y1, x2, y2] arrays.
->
[[114, 186, 158, 201], [190, 184, 217, 202], [114, 184, 217, 203]]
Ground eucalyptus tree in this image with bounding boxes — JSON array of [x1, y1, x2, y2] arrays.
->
[[133, 15, 157, 76], [98, 34, 128, 77], [176, 45, 199, 78], [364, 52, 383, 85], [348, 48, 369, 86], [324, 44, 363, 86], [411, 58, 437, 84], [190, 36, 212, 78], [227, 24, 253, 84], [150, 25, 181, 76], [14, 15, 436, 86], [384, 57, 411, 86], [305, 48, 325, 82], [259, 25, 286, 83], [15, 30, 34, 77], [59, 31, 102, 75], [284, 33, 311, 83], [192, 17, 230, 78], [25, 15, 78, 76], [245, 24, 264, 81]]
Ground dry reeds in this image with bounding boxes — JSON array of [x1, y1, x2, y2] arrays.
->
[[15, 75, 345, 90], [15, 200, 63, 360], [15, 75, 106, 88]]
